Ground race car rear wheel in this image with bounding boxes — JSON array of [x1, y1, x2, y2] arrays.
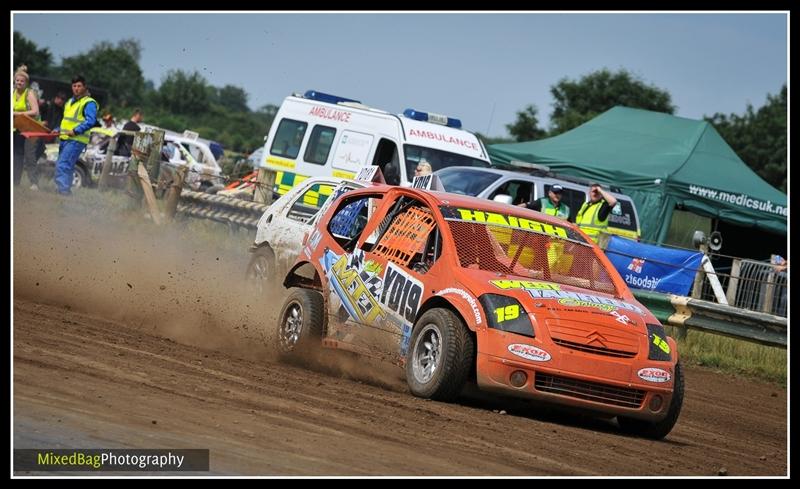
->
[[276, 288, 324, 361], [618, 361, 685, 439], [406, 308, 474, 402], [245, 246, 275, 296]]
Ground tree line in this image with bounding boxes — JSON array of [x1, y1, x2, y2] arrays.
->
[[15, 32, 786, 191]]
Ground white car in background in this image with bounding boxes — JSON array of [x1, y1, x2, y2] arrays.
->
[[246, 177, 367, 292]]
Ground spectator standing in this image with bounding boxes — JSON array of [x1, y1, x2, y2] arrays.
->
[[115, 108, 143, 157], [51, 75, 98, 195], [12, 65, 41, 188]]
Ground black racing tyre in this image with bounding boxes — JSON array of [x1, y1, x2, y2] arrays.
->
[[618, 361, 685, 439], [405, 308, 474, 402], [275, 288, 324, 361], [245, 246, 275, 295]]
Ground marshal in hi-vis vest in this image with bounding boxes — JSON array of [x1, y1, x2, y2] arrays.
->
[[576, 200, 609, 242], [59, 96, 98, 144], [539, 197, 570, 220]]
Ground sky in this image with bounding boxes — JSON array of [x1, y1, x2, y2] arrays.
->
[[12, 12, 788, 138]]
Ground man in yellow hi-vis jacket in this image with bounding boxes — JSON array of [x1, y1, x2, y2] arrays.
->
[[51, 75, 98, 195]]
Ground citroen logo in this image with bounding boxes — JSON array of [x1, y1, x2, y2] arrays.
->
[[586, 331, 608, 347]]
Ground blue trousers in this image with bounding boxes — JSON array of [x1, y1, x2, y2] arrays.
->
[[55, 140, 86, 195]]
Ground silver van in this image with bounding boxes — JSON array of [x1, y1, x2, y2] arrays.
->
[[435, 166, 641, 240]]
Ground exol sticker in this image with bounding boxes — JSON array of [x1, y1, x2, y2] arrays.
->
[[637, 368, 672, 383], [610, 310, 632, 325], [436, 288, 482, 325], [490, 280, 560, 291], [527, 289, 645, 315], [508, 343, 551, 362]]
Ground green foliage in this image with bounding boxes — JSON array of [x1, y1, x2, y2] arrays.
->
[[58, 39, 145, 107], [549, 68, 676, 135], [156, 70, 211, 116], [214, 85, 250, 113], [13, 31, 54, 77], [505, 105, 547, 142], [706, 85, 787, 192]]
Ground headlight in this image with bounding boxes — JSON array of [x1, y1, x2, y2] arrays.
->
[[646, 323, 672, 361], [479, 294, 534, 338]]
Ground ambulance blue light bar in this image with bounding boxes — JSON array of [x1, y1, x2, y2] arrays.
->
[[304, 90, 361, 105], [403, 108, 462, 129]]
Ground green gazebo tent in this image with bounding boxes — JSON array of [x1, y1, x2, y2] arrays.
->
[[488, 106, 786, 243]]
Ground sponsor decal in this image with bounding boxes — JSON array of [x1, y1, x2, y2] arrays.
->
[[490, 280, 560, 291], [379, 262, 424, 354], [610, 310, 632, 325], [637, 367, 671, 383], [508, 343, 551, 362], [449, 208, 568, 239], [625, 274, 662, 290], [527, 289, 644, 315], [436, 288, 482, 325], [322, 249, 386, 325], [309, 105, 352, 123], [558, 298, 615, 312], [627, 258, 645, 274], [304, 228, 322, 257]]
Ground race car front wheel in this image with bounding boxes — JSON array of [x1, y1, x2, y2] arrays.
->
[[406, 308, 474, 402], [276, 288, 324, 361], [618, 361, 685, 439]]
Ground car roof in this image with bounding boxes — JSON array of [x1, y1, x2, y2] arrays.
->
[[436, 166, 634, 201], [347, 184, 583, 231]]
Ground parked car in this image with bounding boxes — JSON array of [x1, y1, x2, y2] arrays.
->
[[245, 177, 368, 292], [435, 166, 642, 241], [277, 184, 682, 439], [38, 129, 223, 191]]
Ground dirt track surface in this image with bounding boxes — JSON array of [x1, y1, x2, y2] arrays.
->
[[13, 191, 788, 476]]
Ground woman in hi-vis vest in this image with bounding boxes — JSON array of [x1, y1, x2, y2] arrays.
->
[[12, 65, 40, 188]]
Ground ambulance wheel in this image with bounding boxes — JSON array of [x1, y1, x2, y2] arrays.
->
[[276, 288, 324, 361], [406, 308, 474, 402]]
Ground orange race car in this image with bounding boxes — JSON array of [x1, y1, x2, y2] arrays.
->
[[278, 183, 683, 439]]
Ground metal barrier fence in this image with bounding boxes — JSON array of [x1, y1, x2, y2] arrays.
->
[[699, 259, 787, 317]]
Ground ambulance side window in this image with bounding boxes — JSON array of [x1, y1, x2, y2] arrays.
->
[[270, 119, 308, 159], [304, 125, 336, 165]]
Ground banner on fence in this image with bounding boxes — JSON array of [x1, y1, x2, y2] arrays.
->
[[605, 236, 703, 295]]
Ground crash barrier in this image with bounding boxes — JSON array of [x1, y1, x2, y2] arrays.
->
[[176, 190, 267, 228], [632, 289, 787, 348]]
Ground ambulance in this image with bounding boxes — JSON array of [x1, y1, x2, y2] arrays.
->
[[258, 90, 491, 197]]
